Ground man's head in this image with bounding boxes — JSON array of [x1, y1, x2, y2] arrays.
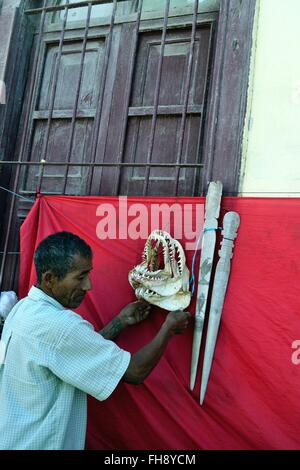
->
[[34, 231, 93, 308]]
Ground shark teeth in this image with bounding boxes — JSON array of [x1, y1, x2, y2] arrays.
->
[[128, 230, 191, 311]]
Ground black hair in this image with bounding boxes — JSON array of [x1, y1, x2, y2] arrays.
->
[[34, 231, 92, 283]]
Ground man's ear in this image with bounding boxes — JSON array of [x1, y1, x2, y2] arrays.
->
[[42, 271, 57, 289]]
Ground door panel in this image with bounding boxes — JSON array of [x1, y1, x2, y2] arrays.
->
[[131, 31, 210, 107], [38, 41, 103, 111], [17, 19, 213, 200], [24, 119, 93, 194], [118, 25, 212, 196], [119, 114, 202, 196], [21, 38, 105, 196]]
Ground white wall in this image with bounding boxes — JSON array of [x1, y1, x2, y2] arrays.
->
[[240, 0, 300, 196]]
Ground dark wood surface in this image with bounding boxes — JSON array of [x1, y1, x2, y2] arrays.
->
[[202, 0, 256, 194]]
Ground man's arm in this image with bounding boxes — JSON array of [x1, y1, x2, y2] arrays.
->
[[99, 300, 151, 340], [99, 316, 124, 340], [122, 310, 190, 384]]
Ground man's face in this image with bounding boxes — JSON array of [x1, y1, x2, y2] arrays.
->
[[49, 254, 93, 308]]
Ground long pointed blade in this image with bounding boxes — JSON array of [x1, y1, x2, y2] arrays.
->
[[200, 211, 240, 404], [190, 181, 222, 390]]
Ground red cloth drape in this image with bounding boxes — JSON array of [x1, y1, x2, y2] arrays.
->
[[19, 196, 300, 449]]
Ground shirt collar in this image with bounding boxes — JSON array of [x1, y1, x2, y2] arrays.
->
[[28, 285, 65, 310]]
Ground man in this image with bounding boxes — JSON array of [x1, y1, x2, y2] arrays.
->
[[0, 231, 190, 450]]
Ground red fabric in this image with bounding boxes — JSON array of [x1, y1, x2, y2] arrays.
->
[[19, 196, 300, 450]]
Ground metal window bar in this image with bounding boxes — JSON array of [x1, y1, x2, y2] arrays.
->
[[0, 161, 204, 167], [142, 0, 170, 196], [174, 0, 199, 196]]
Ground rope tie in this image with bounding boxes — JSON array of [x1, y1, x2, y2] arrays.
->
[[0, 186, 34, 202]]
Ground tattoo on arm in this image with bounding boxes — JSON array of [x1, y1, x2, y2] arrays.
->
[[99, 317, 124, 340]]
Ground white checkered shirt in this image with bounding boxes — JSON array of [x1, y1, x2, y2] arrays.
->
[[0, 286, 130, 450]]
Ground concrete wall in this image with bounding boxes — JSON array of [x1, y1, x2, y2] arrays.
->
[[240, 0, 300, 196], [0, 1, 22, 81]]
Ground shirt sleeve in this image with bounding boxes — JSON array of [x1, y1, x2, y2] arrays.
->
[[47, 317, 131, 401]]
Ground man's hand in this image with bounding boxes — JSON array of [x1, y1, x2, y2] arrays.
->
[[163, 310, 191, 336], [118, 300, 151, 327], [122, 309, 191, 384]]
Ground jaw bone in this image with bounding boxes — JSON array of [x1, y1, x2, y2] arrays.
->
[[129, 230, 191, 311], [135, 287, 191, 311]]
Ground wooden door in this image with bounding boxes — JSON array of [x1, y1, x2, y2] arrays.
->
[[18, 1, 216, 200]]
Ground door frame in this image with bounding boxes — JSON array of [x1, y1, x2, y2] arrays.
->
[[201, 0, 256, 194]]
